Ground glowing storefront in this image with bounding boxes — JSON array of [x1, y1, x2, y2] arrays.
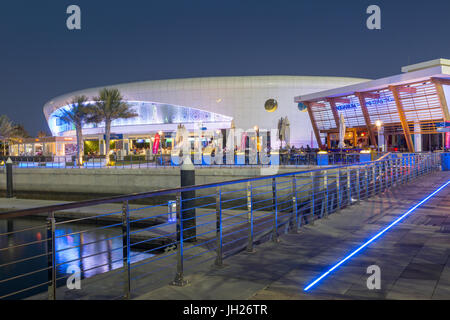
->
[[295, 58, 450, 152], [9, 137, 76, 157]]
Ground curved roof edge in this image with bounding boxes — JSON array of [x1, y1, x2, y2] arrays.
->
[[43, 75, 369, 119]]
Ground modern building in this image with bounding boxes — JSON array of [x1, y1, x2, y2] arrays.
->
[[39, 76, 367, 156], [295, 59, 450, 152]]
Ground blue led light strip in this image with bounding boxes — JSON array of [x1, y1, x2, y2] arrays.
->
[[304, 180, 450, 292]]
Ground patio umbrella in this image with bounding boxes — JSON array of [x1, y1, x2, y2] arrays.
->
[[338, 113, 346, 149], [175, 124, 188, 147], [153, 133, 160, 154], [278, 117, 285, 149], [284, 117, 290, 148]]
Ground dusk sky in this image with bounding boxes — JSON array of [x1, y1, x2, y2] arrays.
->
[[1, 0, 450, 135]]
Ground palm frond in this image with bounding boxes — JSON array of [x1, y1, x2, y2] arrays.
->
[[0, 115, 14, 139], [55, 95, 95, 127], [91, 88, 138, 122]]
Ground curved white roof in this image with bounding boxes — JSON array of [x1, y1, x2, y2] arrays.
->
[[43, 76, 367, 119], [43, 75, 368, 147]]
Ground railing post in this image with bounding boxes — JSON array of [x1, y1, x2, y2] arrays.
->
[[291, 176, 299, 232], [399, 157, 402, 184], [6, 158, 13, 198], [336, 169, 341, 210], [425, 155, 428, 174], [405, 156, 409, 182], [391, 159, 395, 185], [428, 154, 431, 173], [323, 171, 328, 217], [365, 166, 369, 199], [215, 186, 223, 266], [422, 155, 425, 174], [246, 182, 255, 253], [409, 155, 413, 181], [372, 164, 376, 196], [47, 211, 56, 300], [356, 168, 361, 203], [272, 178, 279, 242], [403, 157, 409, 184], [347, 167, 351, 204], [395, 158, 398, 184], [417, 155, 420, 177], [122, 200, 131, 299], [172, 192, 188, 286], [310, 172, 315, 225], [378, 163, 383, 192], [384, 161, 388, 189]]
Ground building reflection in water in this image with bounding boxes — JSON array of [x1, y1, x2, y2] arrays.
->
[[0, 219, 154, 299]]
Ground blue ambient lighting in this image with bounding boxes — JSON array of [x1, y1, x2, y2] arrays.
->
[[303, 180, 450, 292]]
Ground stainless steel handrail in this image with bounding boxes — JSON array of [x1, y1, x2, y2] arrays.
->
[[0, 158, 416, 219]]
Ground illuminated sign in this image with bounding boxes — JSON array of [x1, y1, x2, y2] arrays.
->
[[335, 97, 395, 111], [436, 121, 450, 127], [104, 134, 123, 140], [436, 122, 450, 132]]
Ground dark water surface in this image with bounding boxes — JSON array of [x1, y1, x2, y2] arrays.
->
[[0, 218, 153, 299]]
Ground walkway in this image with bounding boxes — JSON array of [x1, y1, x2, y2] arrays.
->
[[136, 171, 450, 300]]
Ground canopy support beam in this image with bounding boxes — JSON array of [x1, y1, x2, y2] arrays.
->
[[355, 92, 378, 148], [305, 102, 325, 150], [389, 86, 415, 153]]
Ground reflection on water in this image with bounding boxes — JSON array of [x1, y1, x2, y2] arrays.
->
[[0, 218, 154, 300]]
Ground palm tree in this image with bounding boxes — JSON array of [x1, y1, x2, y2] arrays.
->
[[55, 95, 93, 166], [0, 115, 14, 156], [11, 124, 30, 139], [89, 88, 137, 164]]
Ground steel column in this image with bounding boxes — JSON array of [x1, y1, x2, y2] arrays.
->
[[47, 211, 56, 300], [336, 170, 341, 210], [356, 168, 361, 203], [347, 168, 351, 204], [215, 187, 223, 266], [272, 178, 279, 242], [246, 182, 255, 253], [292, 176, 299, 232], [122, 201, 131, 299], [323, 172, 328, 217], [310, 172, 315, 225], [172, 192, 188, 286]]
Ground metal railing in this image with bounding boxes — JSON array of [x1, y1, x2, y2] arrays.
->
[[0, 153, 441, 299]]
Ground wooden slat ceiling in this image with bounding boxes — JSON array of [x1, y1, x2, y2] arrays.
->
[[307, 79, 445, 136]]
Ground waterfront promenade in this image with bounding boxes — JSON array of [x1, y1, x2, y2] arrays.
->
[[1, 156, 448, 300], [136, 171, 450, 300]]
